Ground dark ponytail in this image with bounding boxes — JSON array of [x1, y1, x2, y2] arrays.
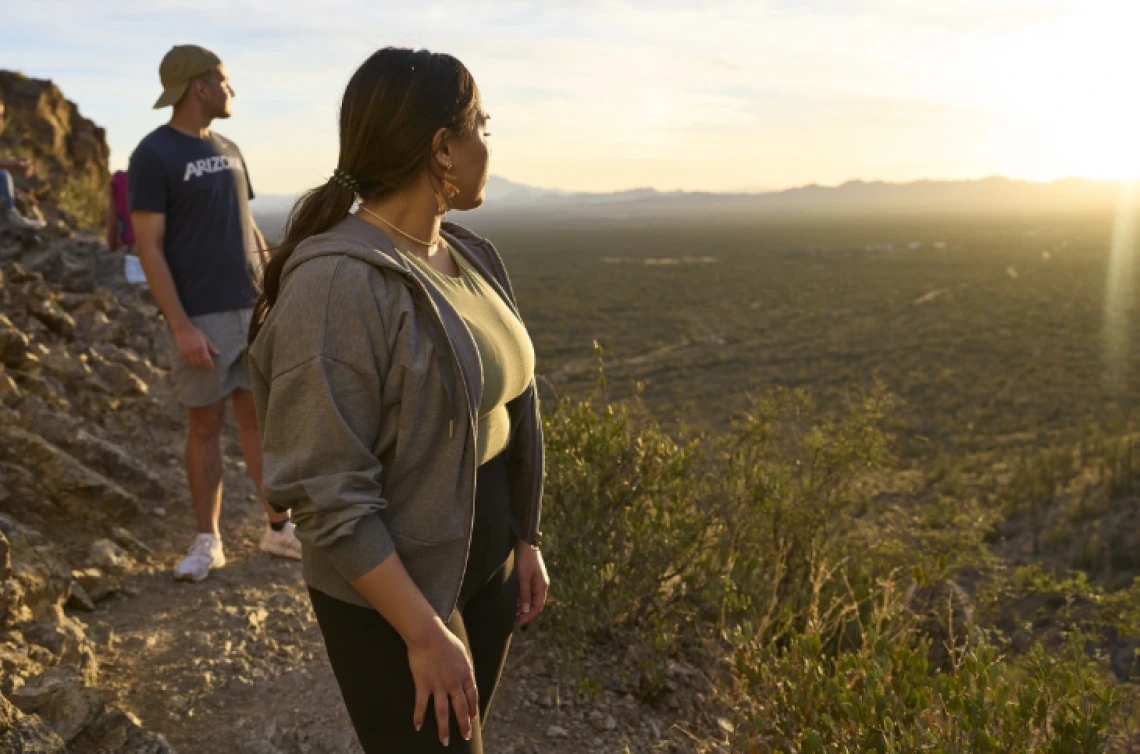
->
[[249, 47, 481, 346], [249, 181, 354, 344]]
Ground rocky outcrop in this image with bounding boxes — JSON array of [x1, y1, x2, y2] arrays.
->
[[0, 690, 67, 753], [0, 75, 178, 753], [11, 667, 173, 753], [0, 70, 110, 232]]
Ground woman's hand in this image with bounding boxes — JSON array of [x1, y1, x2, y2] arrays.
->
[[515, 542, 549, 626], [406, 618, 479, 746]]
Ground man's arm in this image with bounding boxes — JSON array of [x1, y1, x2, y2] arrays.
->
[[131, 211, 218, 369]]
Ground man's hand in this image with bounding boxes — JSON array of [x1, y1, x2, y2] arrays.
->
[[515, 542, 549, 626], [173, 322, 219, 369]]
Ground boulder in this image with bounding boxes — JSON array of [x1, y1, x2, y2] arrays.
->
[[0, 529, 32, 628], [26, 299, 76, 339], [3, 522, 71, 619], [10, 666, 102, 743], [37, 345, 92, 384], [88, 354, 149, 397], [0, 691, 66, 752], [71, 568, 113, 603], [0, 426, 139, 518], [87, 540, 132, 572], [79, 707, 176, 754], [21, 605, 98, 684], [9, 666, 174, 753], [0, 365, 21, 406], [0, 313, 33, 370]]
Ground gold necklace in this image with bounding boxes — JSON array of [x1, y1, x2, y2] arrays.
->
[[358, 205, 438, 248]]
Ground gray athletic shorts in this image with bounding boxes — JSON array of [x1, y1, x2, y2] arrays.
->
[[167, 308, 254, 407]]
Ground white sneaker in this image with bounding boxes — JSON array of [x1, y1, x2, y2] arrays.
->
[[174, 533, 225, 582], [6, 207, 45, 229], [260, 521, 302, 560]]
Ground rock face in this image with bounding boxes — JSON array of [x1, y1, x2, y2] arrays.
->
[[11, 667, 174, 753], [0, 74, 178, 752], [0, 70, 110, 231], [0, 690, 67, 753]]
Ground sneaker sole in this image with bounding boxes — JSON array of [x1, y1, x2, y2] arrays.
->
[[174, 559, 225, 582], [261, 543, 302, 560]]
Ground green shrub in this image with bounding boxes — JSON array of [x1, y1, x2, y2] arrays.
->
[[728, 627, 1116, 753], [541, 371, 896, 689], [54, 172, 107, 231], [539, 369, 1130, 746]]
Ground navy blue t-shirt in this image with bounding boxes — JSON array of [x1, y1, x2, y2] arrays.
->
[[128, 126, 260, 317]]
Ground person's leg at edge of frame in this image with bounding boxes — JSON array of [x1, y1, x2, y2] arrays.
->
[[0, 168, 43, 229], [0, 169, 14, 212], [174, 400, 228, 582], [232, 387, 302, 560]]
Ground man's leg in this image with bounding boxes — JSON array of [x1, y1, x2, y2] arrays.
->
[[230, 388, 287, 524], [0, 169, 43, 229], [0, 169, 15, 213], [186, 400, 227, 535], [232, 387, 302, 560], [175, 399, 229, 582]]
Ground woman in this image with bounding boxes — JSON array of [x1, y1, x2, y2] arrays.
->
[[248, 48, 549, 752]]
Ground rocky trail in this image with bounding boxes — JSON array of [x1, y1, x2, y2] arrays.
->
[[0, 71, 684, 753], [76, 464, 671, 753]]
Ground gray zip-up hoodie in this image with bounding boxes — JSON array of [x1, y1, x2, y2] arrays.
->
[[249, 215, 543, 619]]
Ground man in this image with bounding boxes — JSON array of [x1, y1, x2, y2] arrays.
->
[[0, 99, 46, 229], [129, 45, 301, 582]]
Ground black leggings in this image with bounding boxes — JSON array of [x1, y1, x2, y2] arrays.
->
[[309, 456, 518, 753]]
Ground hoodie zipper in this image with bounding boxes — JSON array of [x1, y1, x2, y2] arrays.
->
[[398, 270, 482, 619]]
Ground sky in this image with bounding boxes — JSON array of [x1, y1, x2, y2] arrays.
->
[[3, 0, 1138, 195]]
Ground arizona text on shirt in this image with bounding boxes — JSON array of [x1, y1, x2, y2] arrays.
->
[[183, 154, 245, 182]]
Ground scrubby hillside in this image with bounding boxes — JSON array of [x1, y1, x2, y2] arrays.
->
[[0, 72, 110, 231], [0, 100, 176, 747]]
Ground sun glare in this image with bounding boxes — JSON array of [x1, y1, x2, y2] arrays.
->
[[991, 2, 1140, 180]]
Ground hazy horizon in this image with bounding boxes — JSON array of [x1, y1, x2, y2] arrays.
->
[[4, 0, 1137, 196], [249, 172, 1135, 204]]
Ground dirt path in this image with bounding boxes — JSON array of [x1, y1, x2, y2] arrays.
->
[[75, 429, 668, 753]]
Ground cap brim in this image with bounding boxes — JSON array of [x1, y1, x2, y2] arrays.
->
[[152, 82, 189, 109]]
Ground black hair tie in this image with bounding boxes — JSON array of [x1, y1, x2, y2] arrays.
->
[[331, 168, 360, 195]]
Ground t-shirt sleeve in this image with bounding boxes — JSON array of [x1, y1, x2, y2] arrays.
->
[[235, 146, 256, 201], [240, 152, 255, 201], [127, 145, 167, 214]]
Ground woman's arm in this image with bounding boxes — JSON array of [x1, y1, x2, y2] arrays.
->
[[350, 555, 479, 744], [259, 341, 478, 746]]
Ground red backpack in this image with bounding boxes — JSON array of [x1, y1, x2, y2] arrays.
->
[[110, 171, 135, 245]]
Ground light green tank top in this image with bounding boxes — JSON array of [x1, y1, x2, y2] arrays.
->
[[405, 243, 536, 465]]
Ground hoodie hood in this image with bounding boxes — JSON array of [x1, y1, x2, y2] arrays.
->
[[283, 213, 412, 283], [281, 213, 485, 433]]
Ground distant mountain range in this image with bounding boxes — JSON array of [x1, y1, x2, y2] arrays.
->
[[251, 175, 1133, 238], [470, 176, 1130, 215]]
